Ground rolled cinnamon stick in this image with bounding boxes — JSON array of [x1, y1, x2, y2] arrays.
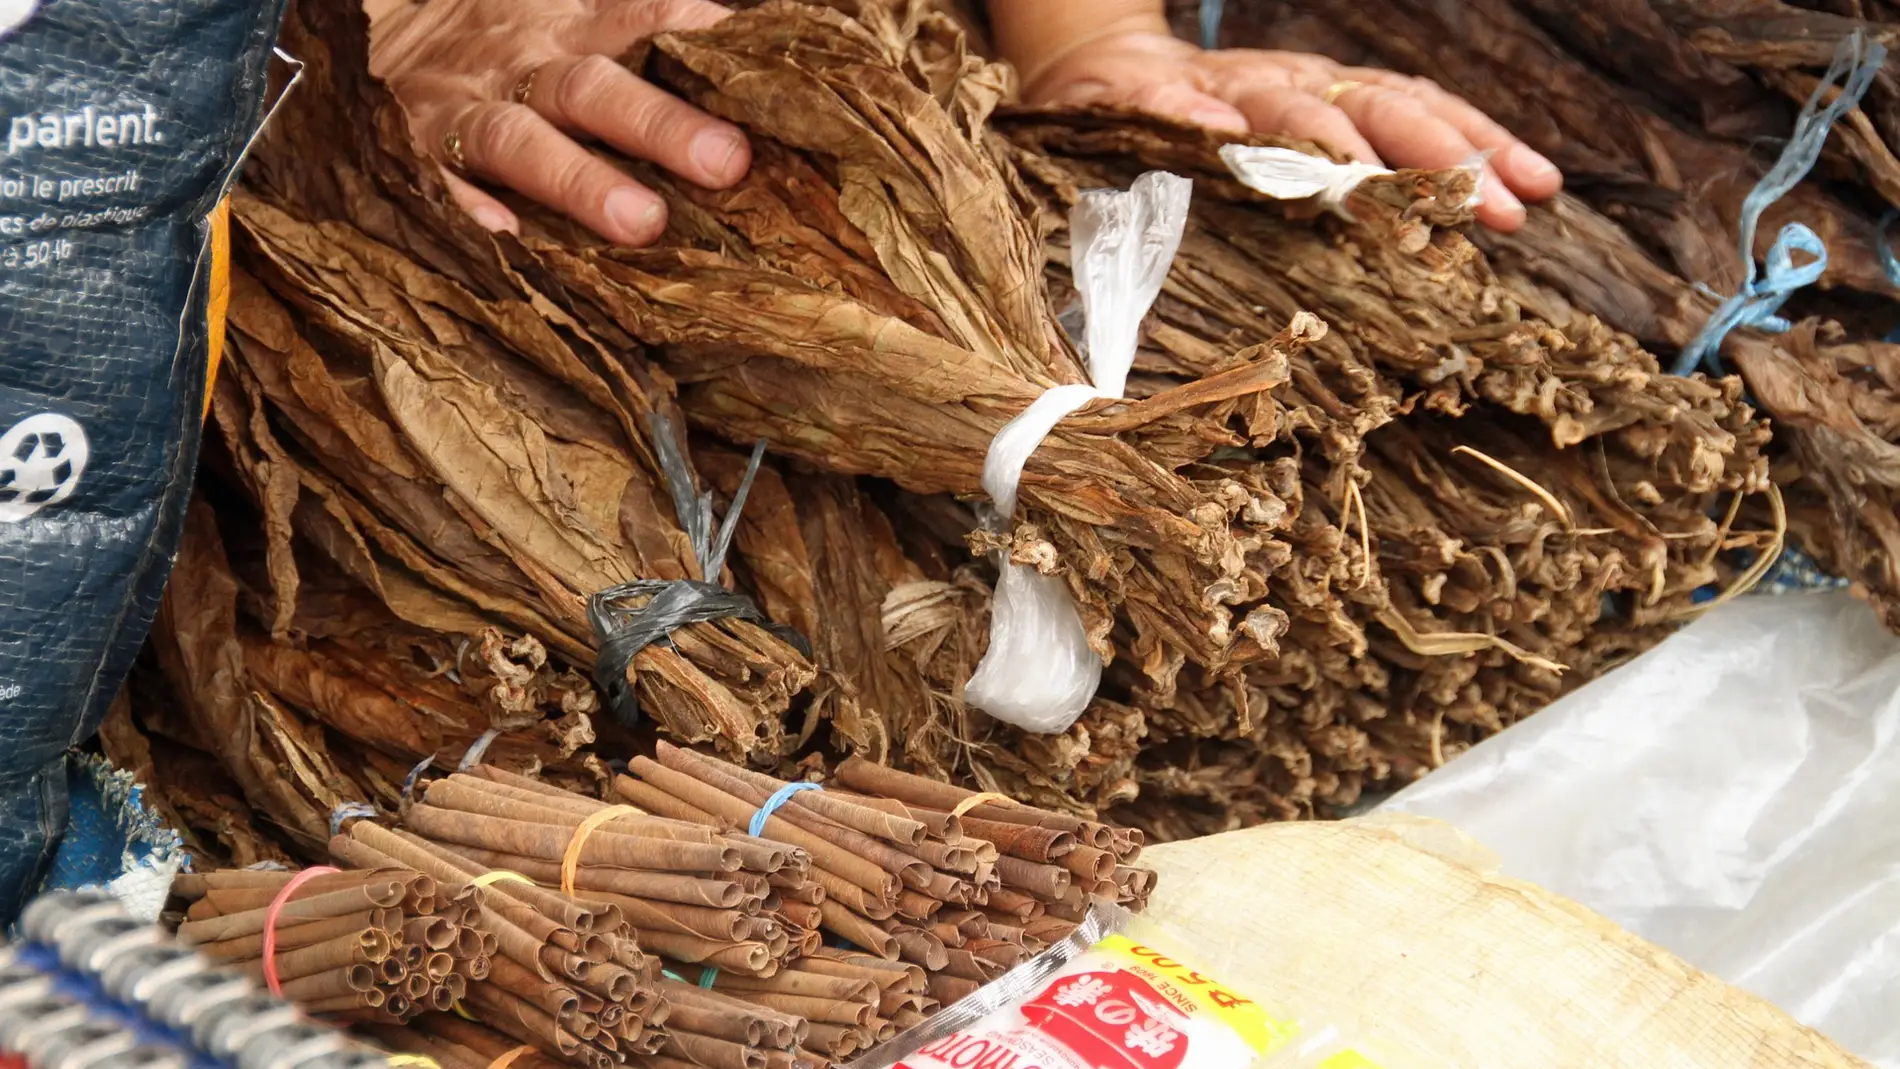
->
[[462, 982, 585, 1058], [661, 744, 926, 846], [663, 1030, 765, 1069], [925, 972, 981, 1007], [894, 890, 944, 922], [801, 948, 925, 992], [808, 867, 895, 919], [365, 826, 605, 939], [687, 969, 875, 1003], [403, 916, 455, 950], [485, 955, 583, 1021], [235, 929, 392, 986], [280, 963, 377, 1002], [405, 804, 739, 875], [981, 888, 1042, 919], [632, 929, 773, 974], [659, 979, 805, 1046], [648, 751, 931, 888], [995, 856, 1071, 900], [443, 844, 749, 908], [883, 923, 949, 971], [712, 989, 875, 1026], [303, 991, 383, 1013], [194, 909, 396, 963], [803, 1022, 872, 1058], [586, 891, 751, 942], [767, 873, 825, 904], [175, 881, 406, 944], [620, 764, 897, 899], [816, 899, 899, 959], [826, 791, 964, 842], [1062, 846, 1118, 883], [611, 774, 726, 827], [1024, 917, 1078, 944]]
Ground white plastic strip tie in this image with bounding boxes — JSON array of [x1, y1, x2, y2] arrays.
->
[[1219, 144, 1392, 219], [964, 170, 1192, 734]]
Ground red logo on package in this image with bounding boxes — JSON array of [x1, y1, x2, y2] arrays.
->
[[1018, 970, 1189, 1069]]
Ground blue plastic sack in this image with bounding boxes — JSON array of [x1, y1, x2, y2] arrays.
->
[[0, 0, 286, 922]]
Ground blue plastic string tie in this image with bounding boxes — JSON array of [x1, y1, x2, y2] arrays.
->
[[1200, 0, 1223, 49], [699, 969, 719, 989], [328, 802, 377, 838], [1672, 31, 1886, 378], [661, 969, 687, 983], [401, 754, 435, 803], [457, 727, 505, 772], [748, 782, 822, 838]]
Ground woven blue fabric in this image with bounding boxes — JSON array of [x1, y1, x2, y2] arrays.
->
[[38, 754, 186, 921]]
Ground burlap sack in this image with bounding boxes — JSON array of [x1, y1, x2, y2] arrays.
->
[[1144, 815, 1865, 1068]]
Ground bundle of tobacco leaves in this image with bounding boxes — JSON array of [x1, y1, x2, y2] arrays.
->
[[1191, 0, 1900, 633], [116, 0, 1777, 857]]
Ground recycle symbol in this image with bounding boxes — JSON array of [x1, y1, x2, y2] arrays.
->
[[0, 413, 89, 523]]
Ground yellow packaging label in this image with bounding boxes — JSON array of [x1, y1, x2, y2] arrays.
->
[[1092, 934, 1300, 1056]]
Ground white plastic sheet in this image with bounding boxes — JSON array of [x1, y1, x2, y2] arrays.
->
[[1387, 593, 1900, 1067], [965, 171, 1191, 734]]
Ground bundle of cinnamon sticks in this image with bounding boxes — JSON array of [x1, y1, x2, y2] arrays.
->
[[170, 866, 483, 1020], [173, 748, 1158, 1069]]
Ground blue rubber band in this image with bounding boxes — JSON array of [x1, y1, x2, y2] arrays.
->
[[661, 969, 687, 983], [748, 782, 822, 838], [328, 802, 377, 838], [699, 969, 719, 989]]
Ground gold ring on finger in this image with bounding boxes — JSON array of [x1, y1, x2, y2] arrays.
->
[[441, 128, 468, 172], [511, 67, 539, 106], [1321, 80, 1367, 106]]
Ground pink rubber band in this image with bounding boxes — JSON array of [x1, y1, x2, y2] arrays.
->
[[262, 865, 341, 997]]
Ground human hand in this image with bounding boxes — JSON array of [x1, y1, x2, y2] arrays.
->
[[1023, 31, 1561, 232], [368, 0, 749, 246]]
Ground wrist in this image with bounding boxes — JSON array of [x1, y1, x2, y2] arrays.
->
[[988, 1, 1172, 95]]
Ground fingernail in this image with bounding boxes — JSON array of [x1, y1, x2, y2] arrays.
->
[[470, 205, 514, 233], [1187, 105, 1249, 134], [1511, 143, 1559, 180], [605, 187, 664, 244], [691, 128, 745, 179]]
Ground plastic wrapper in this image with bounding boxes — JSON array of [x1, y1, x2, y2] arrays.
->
[[1386, 592, 1900, 1068], [1219, 145, 1392, 218], [848, 901, 1404, 1069], [965, 171, 1191, 733]]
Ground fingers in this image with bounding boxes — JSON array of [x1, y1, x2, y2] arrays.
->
[[581, 0, 731, 54], [452, 100, 668, 245], [1224, 83, 1379, 166], [443, 170, 520, 234], [1036, 76, 1249, 135], [1356, 70, 1562, 202], [1329, 84, 1526, 230], [525, 53, 750, 189]]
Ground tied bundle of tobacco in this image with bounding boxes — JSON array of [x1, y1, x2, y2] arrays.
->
[[169, 867, 484, 1020], [987, 115, 1774, 830], [1196, 0, 1900, 631]]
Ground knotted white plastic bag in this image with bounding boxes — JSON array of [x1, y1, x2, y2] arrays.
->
[[1219, 144, 1392, 218], [963, 171, 1193, 734], [1220, 143, 1489, 215]]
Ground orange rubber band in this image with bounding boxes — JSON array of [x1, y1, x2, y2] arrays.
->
[[951, 792, 1014, 818], [263, 865, 341, 997], [486, 1046, 535, 1069], [561, 805, 640, 896]]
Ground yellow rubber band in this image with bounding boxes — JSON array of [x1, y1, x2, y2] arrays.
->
[[470, 870, 534, 889], [951, 792, 1015, 818], [451, 1000, 479, 1021], [561, 805, 641, 896], [487, 1046, 536, 1069], [388, 1058, 441, 1068]]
